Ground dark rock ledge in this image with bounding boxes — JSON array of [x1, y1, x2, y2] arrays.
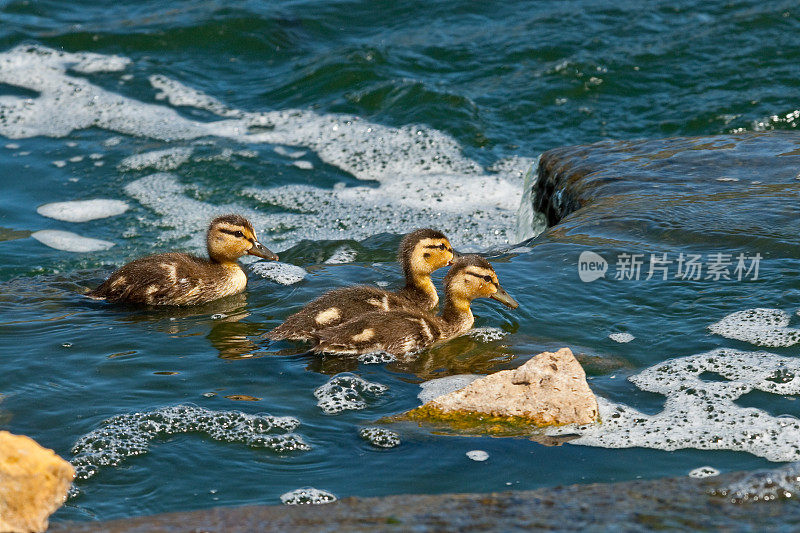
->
[[51, 469, 800, 532]]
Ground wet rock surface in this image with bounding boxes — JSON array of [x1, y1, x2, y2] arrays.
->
[[50, 469, 800, 532], [411, 348, 598, 428], [0, 431, 74, 533], [533, 132, 800, 245]]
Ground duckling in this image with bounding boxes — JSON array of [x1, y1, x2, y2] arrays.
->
[[267, 228, 455, 341], [88, 214, 278, 306], [311, 255, 518, 357]]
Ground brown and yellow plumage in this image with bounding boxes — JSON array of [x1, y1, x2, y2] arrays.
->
[[88, 214, 278, 306], [266, 228, 454, 341], [311, 255, 518, 357]]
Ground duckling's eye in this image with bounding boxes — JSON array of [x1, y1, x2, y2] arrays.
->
[[234, 231, 244, 238], [483, 275, 493, 283], [438, 243, 447, 250]]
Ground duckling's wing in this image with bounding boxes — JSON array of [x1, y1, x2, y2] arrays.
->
[[89, 253, 211, 305], [311, 311, 443, 356], [267, 285, 405, 341]]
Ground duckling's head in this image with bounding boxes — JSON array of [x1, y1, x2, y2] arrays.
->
[[206, 214, 278, 263], [399, 228, 455, 277], [444, 255, 518, 308]]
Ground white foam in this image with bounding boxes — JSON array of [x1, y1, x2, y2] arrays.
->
[[359, 427, 400, 448], [118, 147, 193, 172], [466, 450, 489, 461], [418, 374, 482, 404], [250, 262, 307, 285], [292, 160, 313, 170], [468, 327, 508, 343], [689, 466, 719, 478], [716, 463, 800, 503], [708, 308, 800, 347], [548, 348, 800, 462], [31, 230, 114, 252], [274, 146, 306, 159], [357, 351, 397, 364], [68, 155, 83, 163], [0, 45, 534, 251], [149, 74, 240, 118], [52, 160, 66, 168], [70, 404, 308, 481], [123, 173, 269, 249], [280, 487, 337, 505], [37, 199, 129, 222], [324, 246, 357, 264], [609, 332, 635, 343], [313, 374, 388, 414], [69, 53, 130, 74], [5, 143, 19, 149]]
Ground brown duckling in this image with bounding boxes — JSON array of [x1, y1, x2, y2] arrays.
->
[[88, 214, 278, 306], [267, 228, 455, 341], [311, 255, 518, 357]]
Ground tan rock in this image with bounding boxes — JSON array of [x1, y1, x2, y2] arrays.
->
[[0, 431, 75, 533], [425, 347, 599, 427]]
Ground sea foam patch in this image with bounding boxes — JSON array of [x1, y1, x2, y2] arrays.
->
[[118, 147, 193, 172], [31, 230, 115, 252], [468, 327, 508, 343], [548, 348, 800, 462], [250, 262, 307, 285], [280, 487, 337, 505], [0, 44, 542, 251], [70, 404, 308, 481], [359, 427, 400, 448], [708, 308, 800, 347], [314, 374, 388, 414], [714, 463, 800, 503], [37, 199, 129, 222]]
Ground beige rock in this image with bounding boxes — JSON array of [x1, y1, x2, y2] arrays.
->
[[426, 347, 599, 426], [0, 431, 75, 533]]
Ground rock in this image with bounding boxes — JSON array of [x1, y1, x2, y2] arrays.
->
[[399, 348, 599, 433], [0, 431, 75, 533]]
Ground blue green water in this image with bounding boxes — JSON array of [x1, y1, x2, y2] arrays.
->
[[1, 0, 800, 523]]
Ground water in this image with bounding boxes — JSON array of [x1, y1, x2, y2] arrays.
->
[[0, 0, 799, 524]]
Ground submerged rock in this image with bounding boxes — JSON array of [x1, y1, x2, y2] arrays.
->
[[0, 431, 75, 533], [399, 348, 599, 434]]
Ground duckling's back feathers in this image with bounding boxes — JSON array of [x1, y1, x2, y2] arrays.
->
[[88, 252, 244, 306], [311, 309, 446, 356], [266, 285, 423, 341]]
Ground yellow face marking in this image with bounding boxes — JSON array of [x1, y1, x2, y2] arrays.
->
[[410, 238, 455, 275], [351, 328, 375, 342], [315, 307, 341, 326]]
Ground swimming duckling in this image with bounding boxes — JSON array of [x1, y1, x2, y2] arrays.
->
[[88, 214, 278, 306], [267, 228, 455, 341], [311, 255, 518, 357]]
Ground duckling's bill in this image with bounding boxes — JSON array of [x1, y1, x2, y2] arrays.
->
[[248, 240, 279, 261], [491, 285, 518, 309]]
